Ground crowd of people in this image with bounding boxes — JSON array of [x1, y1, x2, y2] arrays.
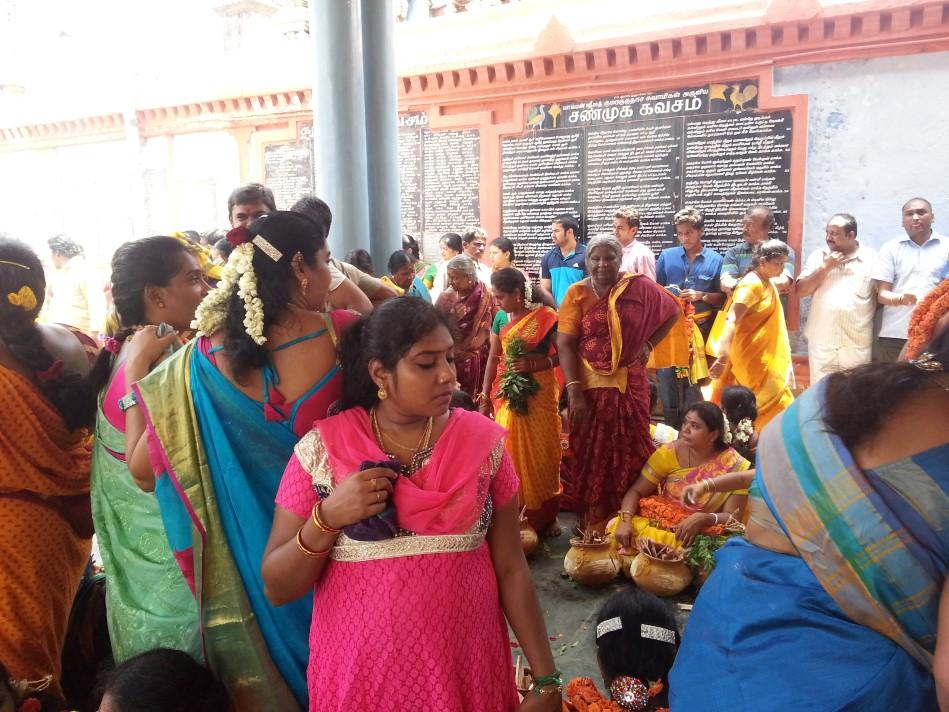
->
[[0, 181, 946, 711]]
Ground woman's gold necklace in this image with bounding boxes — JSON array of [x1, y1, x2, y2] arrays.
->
[[370, 408, 433, 453], [590, 280, 606, 299]]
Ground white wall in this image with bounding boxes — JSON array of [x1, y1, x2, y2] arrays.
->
[[775, 51, 949, 263]]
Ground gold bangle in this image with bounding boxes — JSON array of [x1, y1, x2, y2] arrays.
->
[[296, 527, 332, 558], [618, 509, 634, 522], [564, 380, 581, 389], [703, 479, 713, 494], [311, 501, 341, 534]]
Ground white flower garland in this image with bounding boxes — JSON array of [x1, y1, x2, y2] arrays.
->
[[721, 413, 734, 445], [192, 243, 267, 345], [734, 417, 755, 445]]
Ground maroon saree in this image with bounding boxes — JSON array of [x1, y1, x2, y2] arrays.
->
[[562, 275, 679, 528], [436, 281, 495, 396]]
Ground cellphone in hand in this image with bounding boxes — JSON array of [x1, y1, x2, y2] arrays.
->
[[155, 322, 181, 356]]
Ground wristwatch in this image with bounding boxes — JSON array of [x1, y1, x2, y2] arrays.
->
[[118, 392, 138, 412]]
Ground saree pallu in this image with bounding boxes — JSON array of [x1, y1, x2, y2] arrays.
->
[[564, 276, 679, 526], [91, 380, 200, 663], [707, 274, 793, 428], [647, 294, 710, 384], [670, 381, 945, 710], [437, 282, 494, 396], [134, 342, 309, 711], [490, 307, 561, 530], [0, 368, 92, 696]]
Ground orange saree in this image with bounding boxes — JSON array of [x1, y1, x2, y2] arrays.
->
[[0, 367, 92, 695]]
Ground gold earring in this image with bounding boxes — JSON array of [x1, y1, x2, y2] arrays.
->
[[377, 386, 388, 400], [301, 277, 309, 294]]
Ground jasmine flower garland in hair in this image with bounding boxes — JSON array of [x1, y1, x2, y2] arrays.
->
[[193, 242, 267, 345]]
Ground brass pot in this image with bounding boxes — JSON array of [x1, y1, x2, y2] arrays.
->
[[564, 536, 621, 586], [629, 552, 692, 597]]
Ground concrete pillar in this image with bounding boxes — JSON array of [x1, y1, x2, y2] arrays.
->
[[311, 0, 402, 266], [362, 0, 402, 264], [310, 0, 371, 257]]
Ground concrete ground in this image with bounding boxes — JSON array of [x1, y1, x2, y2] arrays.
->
[[517, 512, 693, 685]]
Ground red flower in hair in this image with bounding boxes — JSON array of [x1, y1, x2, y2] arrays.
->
[[226, 226, 252, 248]]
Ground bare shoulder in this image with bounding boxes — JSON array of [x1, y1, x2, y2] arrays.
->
[[38, 323, 92, 377]]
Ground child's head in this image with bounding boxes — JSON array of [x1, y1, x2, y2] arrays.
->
[[97, 649, 229, 712], [449, 390, 476, 411], [720, 385, 757, 425], [595, 587, 680, 706]]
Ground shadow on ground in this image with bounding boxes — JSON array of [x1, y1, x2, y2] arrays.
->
[[516, 512, 693, 684]]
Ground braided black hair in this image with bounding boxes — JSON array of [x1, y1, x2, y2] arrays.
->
[[0, 237, 94, 431], [89, 236, 193, 395]]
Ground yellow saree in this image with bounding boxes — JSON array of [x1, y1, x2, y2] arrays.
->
[[708, 273, 793, 428], [490, 307, 561, 530]]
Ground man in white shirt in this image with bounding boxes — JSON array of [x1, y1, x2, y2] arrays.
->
[[797, 213, 877, 382], [461, 226, 493, 286], [46, 235, 107, 338], [613, 206, 656, 280], [871, 197, 948, 362]]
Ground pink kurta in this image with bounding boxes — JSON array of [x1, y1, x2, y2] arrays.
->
[[276, 423, 520, 711]]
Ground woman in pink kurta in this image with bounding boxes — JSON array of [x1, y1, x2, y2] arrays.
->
[[262, 298, 562, 712]]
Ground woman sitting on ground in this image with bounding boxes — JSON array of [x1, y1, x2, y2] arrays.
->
[[670, 328, 949, 710], [565, 586, 680, 711], [381, 249, 432, 302], [261, 298, 561, 711], [613, 402, 751, 551]]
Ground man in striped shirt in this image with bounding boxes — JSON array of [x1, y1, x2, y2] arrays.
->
[[797, 213, 876, 382]]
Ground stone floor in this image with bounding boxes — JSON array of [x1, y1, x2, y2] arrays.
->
[[518, 512, 693, 685]]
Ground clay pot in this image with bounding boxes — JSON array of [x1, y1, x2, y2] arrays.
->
[[629, 551, 693, 597], [520, 521, 539, 557], [564, 536, 621, 586]]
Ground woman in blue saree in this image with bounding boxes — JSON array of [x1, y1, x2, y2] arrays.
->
[[670, 329, 949, 711], [122, 211, 356, 711]]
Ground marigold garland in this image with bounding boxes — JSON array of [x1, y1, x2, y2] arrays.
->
[[638, 496, 726, 536], [906, 279, 949, 360]]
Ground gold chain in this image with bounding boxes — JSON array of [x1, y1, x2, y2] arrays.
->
[[370, 408, 433, 453]]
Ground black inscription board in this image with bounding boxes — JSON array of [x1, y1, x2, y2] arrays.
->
[[398, 112, 480, 262], [264, 122, 314, 210], [502, 81, 792, 274]]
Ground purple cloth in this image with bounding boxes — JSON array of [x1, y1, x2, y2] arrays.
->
[[342, 460, 401, 541]]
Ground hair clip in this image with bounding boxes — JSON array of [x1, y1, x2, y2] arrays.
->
[[596, 616, 622, 639], [610, 676, 649, 710], [0, 259, 30, 270], [640, 623, 677, 645], [7, 286, 37, 312], [252, 235, 283, 262], [910, 352, 944, 372]]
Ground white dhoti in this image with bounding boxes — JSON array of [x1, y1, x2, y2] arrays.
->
[[807, 341, 872, 383]]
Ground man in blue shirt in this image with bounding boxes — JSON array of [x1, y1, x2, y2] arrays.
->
[[654, 207, 725, 427], [540, 214, 586, 307]]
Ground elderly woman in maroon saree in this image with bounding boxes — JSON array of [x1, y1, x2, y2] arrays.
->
[[557, 235, 679, 536], [435, 254, 495, 396]]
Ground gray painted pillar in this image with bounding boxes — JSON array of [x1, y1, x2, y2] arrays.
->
[[361, 0, 402, 264], [310, 0, 401, 268], [310, 0, 371, 258]]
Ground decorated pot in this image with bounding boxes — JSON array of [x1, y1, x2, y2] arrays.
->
[[629, 551, 693, 597], [520, 520, 539, 557], [564, 536, 621, 586]]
